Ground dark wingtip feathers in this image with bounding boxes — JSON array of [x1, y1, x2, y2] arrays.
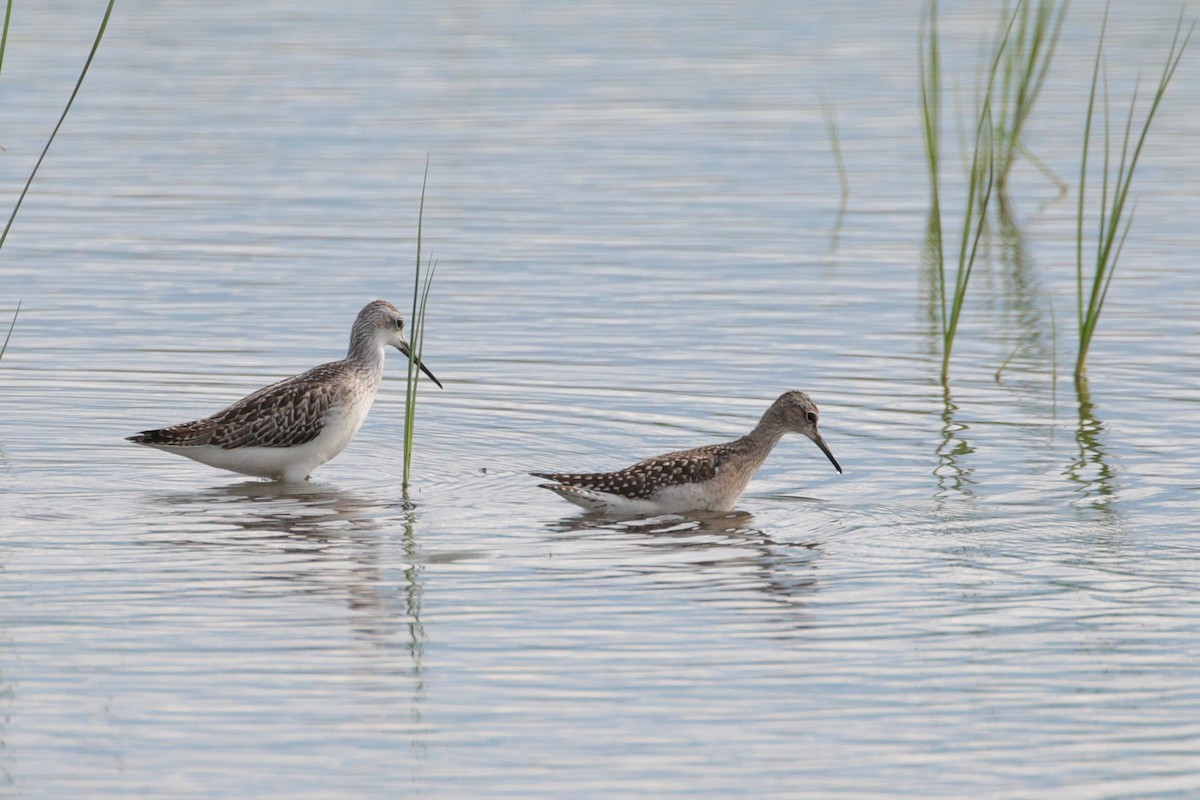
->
[[532, 473, 589, 497], [127, 428, 180, 446]]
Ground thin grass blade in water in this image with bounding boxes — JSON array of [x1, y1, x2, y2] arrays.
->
[[920, 0, 1008, 384], [403, 158, 439, 490], [0, 0, 13, 82], [0, 299, 20, 363], [0, 0, 116, 251], [820, 93, 850, 230], [992, 0, 1067, 193], [1074, 9, 1192, 379]]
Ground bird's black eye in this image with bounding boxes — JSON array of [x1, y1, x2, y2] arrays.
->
[[806, 411, 817, 424], [395, 319, 404, 330]]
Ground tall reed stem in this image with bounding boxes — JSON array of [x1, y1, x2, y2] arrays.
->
[[402, 159, 437, 490]]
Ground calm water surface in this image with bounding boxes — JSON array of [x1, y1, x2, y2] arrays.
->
[[3, 1, 1200, 797]]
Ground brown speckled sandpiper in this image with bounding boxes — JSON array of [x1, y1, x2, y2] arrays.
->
[[533, 390, 841, 516]]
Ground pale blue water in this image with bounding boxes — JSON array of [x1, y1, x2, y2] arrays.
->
[[3, 1, 1200, 797]]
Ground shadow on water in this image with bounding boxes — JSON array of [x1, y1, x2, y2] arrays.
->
[[991, 199, 1054, 371], [1066, 377, 1119, 513], [144, 480, 428, 685], [394, 504, 429, 765], [821, 93, 849, 255], [935, 383, 975, 499], [547, 508, 762, 536], [547, 510, 824, 629], [145, 480, 434, 762], [151, 480, 387, 537]]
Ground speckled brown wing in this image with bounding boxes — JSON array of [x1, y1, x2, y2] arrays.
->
[[533, 443, 735, 499], [128, 362, 352, 450]]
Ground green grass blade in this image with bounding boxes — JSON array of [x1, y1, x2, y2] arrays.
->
[[919, 1, 946, 335], [1092, 70, 1112, 307], [992, 0, 1067, 189], [942, 106, 997, 382], [935, 0, 1009, 383], [0, 298, 20, 362], [1076, 8, 1105, 333], [0, 0, 13, 81], [1097, 204, 1135, 315], [1074, 10, 1191, 378], [0, 0, 116, 252], [402, 158, 432, 489]]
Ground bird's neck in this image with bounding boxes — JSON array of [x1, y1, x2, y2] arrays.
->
[[739, 408, 789, 459], [717, 415, 788, 491], [346, 328, 386, 374]]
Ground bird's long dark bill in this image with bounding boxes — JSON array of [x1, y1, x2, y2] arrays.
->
[[812, 431, 842, 474], [399, 343, 444, 389]]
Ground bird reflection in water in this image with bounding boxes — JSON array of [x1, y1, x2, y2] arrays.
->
[[546, 508, 826, 631], [150, 481, 428, 670]]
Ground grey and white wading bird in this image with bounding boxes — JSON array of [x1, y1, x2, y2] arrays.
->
[[128, 300, 442, 482], [532, 390, 842, 516]]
